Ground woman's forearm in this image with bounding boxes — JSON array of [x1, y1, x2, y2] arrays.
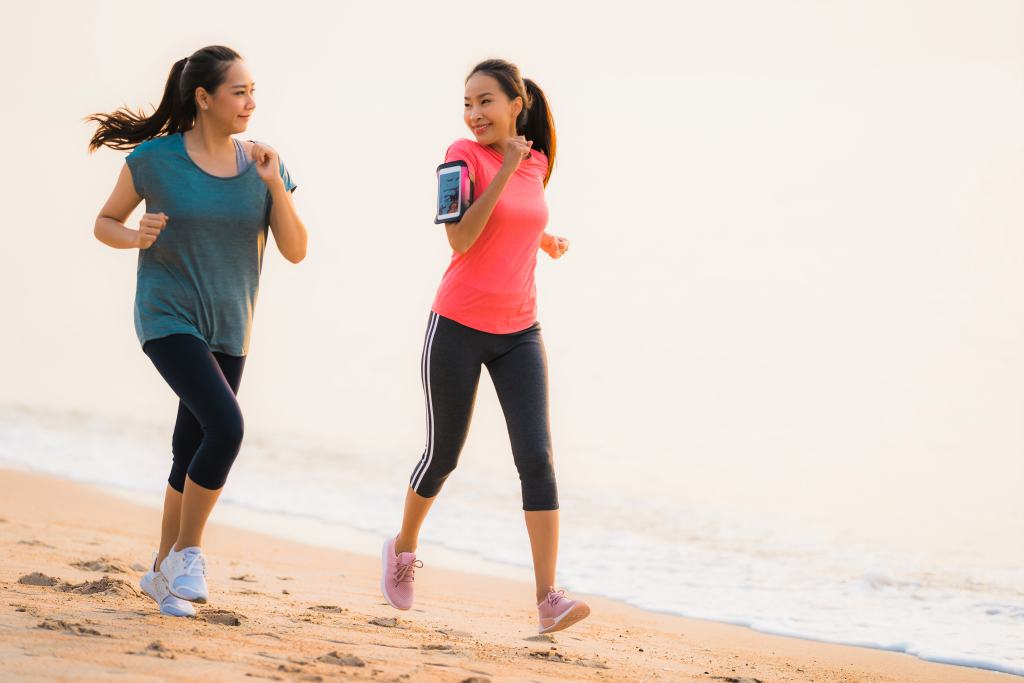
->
[[268, 181, 307, 263], [94, 216, 140, 249]]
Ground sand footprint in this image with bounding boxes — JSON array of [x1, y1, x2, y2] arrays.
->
[[37, 618, 108, 637], [528, 648, 610, 669], [127, 641, 176, 659], [435, 627, 472, 639], [198, 609, 247, 626], [421, 643, 457, 655]]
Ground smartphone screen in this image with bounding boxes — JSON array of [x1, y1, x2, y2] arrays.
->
[[437, 167, 462, 220]]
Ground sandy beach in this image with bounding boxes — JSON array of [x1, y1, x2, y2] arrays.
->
[[0, 467, 1013, 683]]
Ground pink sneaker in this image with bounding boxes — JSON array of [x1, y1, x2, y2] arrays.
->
[[380, 537, 422, 610], [537, 588, 590, 634]]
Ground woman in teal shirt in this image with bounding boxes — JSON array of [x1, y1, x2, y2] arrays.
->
[[88, 45, 307, 617]]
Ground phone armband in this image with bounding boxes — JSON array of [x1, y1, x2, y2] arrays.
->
[[435, 160, 474, 224]]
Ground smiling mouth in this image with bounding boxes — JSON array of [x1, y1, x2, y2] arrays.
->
[[473, 123, 490, 133]]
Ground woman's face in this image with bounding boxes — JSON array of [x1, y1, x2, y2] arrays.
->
[[197, 60, 256, 134], [464, 73, 522, 146]]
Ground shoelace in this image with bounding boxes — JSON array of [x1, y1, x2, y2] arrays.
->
[[393, 558, 424, 586], [182, 550, 207, 577], [546, 589, 567, 608]]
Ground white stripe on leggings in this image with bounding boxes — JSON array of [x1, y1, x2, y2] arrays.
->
[[411, 312, 440, 490]]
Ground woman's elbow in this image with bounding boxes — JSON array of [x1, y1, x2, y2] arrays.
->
[[284, 241, 307, 264], [447, 234, 468, 254]]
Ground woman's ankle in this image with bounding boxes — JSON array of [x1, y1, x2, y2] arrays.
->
[[394, 534, 417, 555]]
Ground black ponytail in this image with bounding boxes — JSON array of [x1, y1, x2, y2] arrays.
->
[[87, 45, 242, 152], [521, 78, 556, 185], [467, 59, 557, 185]]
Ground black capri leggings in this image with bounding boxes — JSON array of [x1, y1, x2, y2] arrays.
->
[[143, 334, 246, 492], [409, 312, 558, 511]]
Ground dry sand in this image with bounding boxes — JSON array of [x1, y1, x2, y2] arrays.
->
[[0, 468, 1014, 682]]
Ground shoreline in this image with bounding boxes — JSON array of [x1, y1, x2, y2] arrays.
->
[[0, 466, 1016, 682]]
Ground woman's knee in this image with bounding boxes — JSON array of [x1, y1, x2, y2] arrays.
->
[[410, 450, 459, 497], [514, 448, 558, 511], [204, 406, 245, 450]]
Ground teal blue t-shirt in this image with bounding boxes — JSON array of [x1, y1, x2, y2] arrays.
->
[[125, 133, 296, 356]]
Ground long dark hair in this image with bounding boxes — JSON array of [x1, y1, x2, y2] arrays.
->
[[87, 45, 242, 152], [467, 59, 556, 185]]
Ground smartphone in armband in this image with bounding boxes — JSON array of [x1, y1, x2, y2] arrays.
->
[[435, 160, 474, 224]]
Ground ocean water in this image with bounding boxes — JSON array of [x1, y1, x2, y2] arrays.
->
[[1, 403, 1020, 677]]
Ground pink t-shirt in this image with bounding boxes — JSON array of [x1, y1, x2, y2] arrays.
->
[[431, 138, 550, 334]]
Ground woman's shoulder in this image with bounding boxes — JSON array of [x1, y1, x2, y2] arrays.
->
[[238, 138, 261, 154], [446, 137, 485, 158], [240, 139, 288, 160], [127, 133, 179, 160]]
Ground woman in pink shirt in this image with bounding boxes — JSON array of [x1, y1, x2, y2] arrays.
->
[[379, 59, 590, 634]]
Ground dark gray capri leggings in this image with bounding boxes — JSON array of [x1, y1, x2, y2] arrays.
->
[[143, 333, 246, 493], [409, 311, 558, 511]]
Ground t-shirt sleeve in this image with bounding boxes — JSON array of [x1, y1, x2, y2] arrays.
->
[[266, 156, 297, 223], [443, 139, 478, 181], [278, 158, 297, 193], [124, 145, 148, 198]]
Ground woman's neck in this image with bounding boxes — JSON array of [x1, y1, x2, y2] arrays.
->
[[488, 126, 518, 156], [184, 119, 233, 156]]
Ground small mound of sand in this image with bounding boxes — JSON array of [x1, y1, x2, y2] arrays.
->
[[369, 616, 398, 628], [18, 572, 61, 587], [575, 657, 611, 669], [529, 649, 571, 663], [71, 557, 130, 574], [61, 576, 141, 598], [318, 651, 365, 667], [308, 605, 347, 614]]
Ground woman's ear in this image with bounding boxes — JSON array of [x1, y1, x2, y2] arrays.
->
[[195, 87, 210, 111]]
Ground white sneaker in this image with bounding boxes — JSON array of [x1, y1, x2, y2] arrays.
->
[[159, 546, 209, 604], [141, 553, 195, 617]]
